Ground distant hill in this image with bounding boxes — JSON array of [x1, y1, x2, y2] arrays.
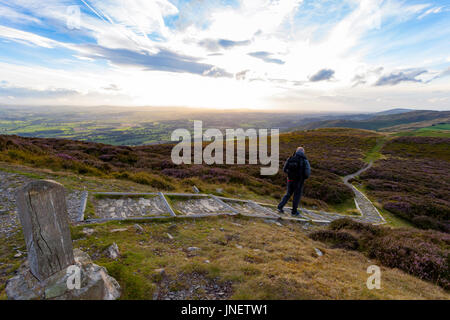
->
[[373, 108, 414, 116], [300, 110, 450, 131]]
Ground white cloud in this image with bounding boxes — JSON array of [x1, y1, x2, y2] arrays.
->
[[0, 0, 448, 111], [418, 6, 443, 20], [0, 25, 57, 48]]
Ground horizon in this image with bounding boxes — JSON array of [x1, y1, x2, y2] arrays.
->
[[0, 1, 449, 112], [1, 104, 446, 115]]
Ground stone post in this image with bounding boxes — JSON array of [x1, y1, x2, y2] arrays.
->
[[15, 180, 74, 282]]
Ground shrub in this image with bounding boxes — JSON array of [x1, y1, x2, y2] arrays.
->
[[128, 172, 175, 191], [329, 218, 382, 236], [309, 229, 359, 250], [310, 219, 450, 289]]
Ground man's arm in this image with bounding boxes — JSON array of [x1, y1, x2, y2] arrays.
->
[[304, 159, 311, 179]]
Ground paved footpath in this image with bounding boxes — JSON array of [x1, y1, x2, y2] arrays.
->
[[0, 163, 386, 236], [0, 170, 87, 237], [341, 162, 386, 224]]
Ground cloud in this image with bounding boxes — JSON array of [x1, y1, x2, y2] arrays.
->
[[418, 6, 443, 20], [427, 67, 450, 83], [248, 51, 285, 64], [309, 69, 335, 82], [0, 5, 41, 24], [199, 38, 251, 51], [0, 25, 58, 48], [79, 45, 232, 77], [236, 69, 250, 81], [375, 69, 427, 86], [0, 85, 79, 98], [352, 67, 383, 87], [103, 84, 120, 91]]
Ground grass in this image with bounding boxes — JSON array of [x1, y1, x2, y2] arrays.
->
[[395, 124, 450, 138], [57, 218, 450, 299], [310, 218, 449, 289], [353, 184, 414, 228], [0, 128, 380, 210], [3, 216, 448, 300], [328, 198, 359, 215], [363, 136, 389, 163], [0, 161, 447, 299]]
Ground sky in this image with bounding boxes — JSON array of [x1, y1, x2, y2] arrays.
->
[[0, 0, 449, 112]]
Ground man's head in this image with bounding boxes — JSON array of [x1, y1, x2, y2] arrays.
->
[[297, 147, 305, 153]]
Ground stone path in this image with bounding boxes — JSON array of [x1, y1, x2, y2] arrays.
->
[[342, 162, 386, 224], [0, 162, 386, 235], [94, 193, 172, 219], [84, 163, 386, 225], [0, 170, 87, 237]]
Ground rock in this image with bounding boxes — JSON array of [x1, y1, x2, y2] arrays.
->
[[187, 247, 200, 252], [192, 186, 200, 194], [215, 188, 223, 194], [219, 227, 225, 232], [204, 260, 210, 264], [314, 248, 323, 257], [82, 228, 95, 236], [275, 222, 283, 227], [6, 249, 121, 300], [134, 224, 144, 234], [154, 268, 165, 276], [15, 180, 75, 282], [14, 252, 23, 258], [104, 243, 120, 260], [235, 244, 243, 249], [110, 228, 128, 233], [166, 233, 174, 240]]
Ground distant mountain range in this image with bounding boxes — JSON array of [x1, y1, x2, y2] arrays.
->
[[299, 110, 450, 132]]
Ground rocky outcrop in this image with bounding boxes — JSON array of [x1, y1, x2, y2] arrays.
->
[[6, 249, 121, 300]]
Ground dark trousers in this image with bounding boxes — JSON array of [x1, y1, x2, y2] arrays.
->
[[278, 179, 304, 213]]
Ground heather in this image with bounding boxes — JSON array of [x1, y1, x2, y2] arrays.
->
[[357, 136, 450, 232], [310, 218, 450, 289], [0, 128, 377, 209]]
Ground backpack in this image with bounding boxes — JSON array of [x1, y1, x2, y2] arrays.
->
[[285, 155, 305, 180]]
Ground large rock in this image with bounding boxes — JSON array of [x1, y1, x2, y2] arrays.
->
[[15, 180, 74, 281], [6, 249, 121, 300]]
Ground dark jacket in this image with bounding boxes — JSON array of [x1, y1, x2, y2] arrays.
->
[[283, 150, 311, 180]]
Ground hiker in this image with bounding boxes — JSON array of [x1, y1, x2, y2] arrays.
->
[[277, 147, 311, 217]]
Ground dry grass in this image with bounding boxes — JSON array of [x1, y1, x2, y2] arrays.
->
[[1, 215, 448, 300], [69, 218, 450, 299]]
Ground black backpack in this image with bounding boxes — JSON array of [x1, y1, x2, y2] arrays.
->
[[285, 155, 305, 180]]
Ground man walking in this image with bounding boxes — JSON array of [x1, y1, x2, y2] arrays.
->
[[277, 147, 311, 217]]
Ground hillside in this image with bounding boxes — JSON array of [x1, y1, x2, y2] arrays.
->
[[0, 128, 380, 213], [355, 136, 450, 231], [0, 128, 449, 299], [300, 110, 450, 132]]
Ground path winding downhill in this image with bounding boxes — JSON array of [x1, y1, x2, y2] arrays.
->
[[0, 162, 386, 232], [341, 162, 386, 224]]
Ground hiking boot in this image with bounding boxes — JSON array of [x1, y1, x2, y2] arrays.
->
[[277, 206, 284, 214], [291, 211, 301, 217]]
